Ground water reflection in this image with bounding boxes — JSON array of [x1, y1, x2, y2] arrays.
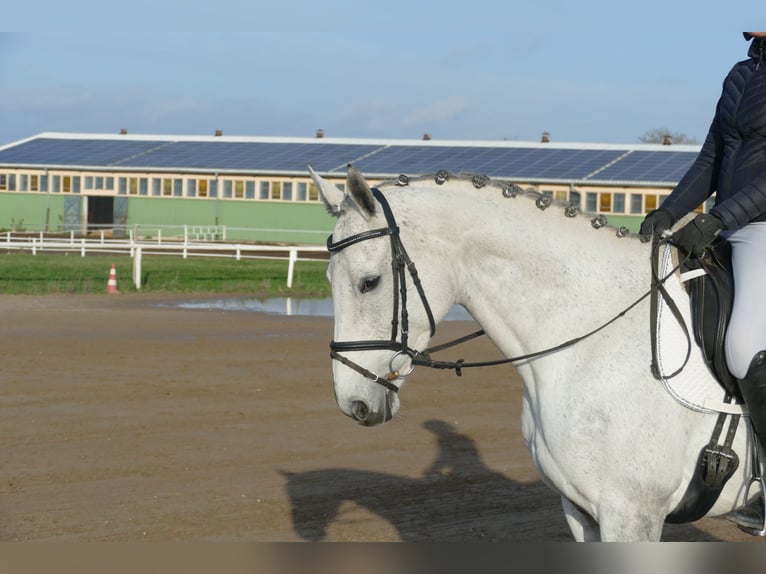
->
[[170, 297, 472, 320]]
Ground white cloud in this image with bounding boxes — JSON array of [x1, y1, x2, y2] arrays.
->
[[403, 95, 469, 128]]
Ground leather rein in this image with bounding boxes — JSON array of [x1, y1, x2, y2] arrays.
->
[[328, 187, 690, 393]]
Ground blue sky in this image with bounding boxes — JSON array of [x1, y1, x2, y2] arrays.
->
[[1, 1, 762, 146]]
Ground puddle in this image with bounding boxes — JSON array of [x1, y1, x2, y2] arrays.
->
[[167, 297, 472, 320]]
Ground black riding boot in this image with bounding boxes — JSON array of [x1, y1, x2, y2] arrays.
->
[[727, 351, 766, 532]]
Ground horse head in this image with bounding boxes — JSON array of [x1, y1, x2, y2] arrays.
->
[[310, 165, 450, 426]]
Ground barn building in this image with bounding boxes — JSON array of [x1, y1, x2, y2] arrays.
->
[[0, 131, 704, 243]]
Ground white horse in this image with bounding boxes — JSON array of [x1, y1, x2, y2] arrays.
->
[[310, 165, 756, 541]]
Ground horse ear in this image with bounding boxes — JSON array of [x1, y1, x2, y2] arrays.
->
[[308, 165, 345, 217], [346, 165, 376, 217]]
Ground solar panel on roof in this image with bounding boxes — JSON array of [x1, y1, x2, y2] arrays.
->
[[354, 146, 625, 180], [0, 135, 701, 186], [0, 138, 172, 166], [590, 150, 697, 183]]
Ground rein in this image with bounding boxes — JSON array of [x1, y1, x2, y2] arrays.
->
[[416, 237, 692, 378], [328, 187, 692, 391]]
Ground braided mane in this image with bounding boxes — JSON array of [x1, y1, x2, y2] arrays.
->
[[377, 171, 638, 240]]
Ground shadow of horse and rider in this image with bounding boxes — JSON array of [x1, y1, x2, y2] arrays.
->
[[282, 420, 726, 541]]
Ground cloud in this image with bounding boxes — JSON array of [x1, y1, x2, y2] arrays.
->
[[403, 95, 469, 128]]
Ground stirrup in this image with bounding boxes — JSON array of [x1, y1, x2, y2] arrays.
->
[[734, 432, 766, 536], [735, 475, 766, 536]]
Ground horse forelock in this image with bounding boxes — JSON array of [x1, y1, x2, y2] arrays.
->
[[376, 172, 641, 241]]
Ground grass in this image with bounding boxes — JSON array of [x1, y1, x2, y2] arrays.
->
[[0, 253, 332, 297]]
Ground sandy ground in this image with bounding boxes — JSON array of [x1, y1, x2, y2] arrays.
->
[[0, 294, 759, 542]]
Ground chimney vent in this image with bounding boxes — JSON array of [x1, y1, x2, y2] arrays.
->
[[541, 131, 551, 143], [120, 128, 128, 135], [316, 129, 325, 138], [215, 129, 223, 137]]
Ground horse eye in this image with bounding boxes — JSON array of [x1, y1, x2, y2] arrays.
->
[[360, 276, 381, 293]]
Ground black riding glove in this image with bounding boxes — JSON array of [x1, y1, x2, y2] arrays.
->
[[672, 213, 726, 258], [639, 209, 674, 243]]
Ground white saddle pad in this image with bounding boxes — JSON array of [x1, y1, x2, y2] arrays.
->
[[654, 244, 744, 415]]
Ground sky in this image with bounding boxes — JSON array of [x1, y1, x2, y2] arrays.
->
[[1, 1, 763, 146]]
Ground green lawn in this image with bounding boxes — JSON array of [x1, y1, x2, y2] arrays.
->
[[0, 253, 331, 297]]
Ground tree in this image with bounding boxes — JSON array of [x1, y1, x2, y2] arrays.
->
[[638, 128, 698, 145]]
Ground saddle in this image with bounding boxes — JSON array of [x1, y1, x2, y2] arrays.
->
[[662, 237, 746, 524], [680, 237, 741, 402]]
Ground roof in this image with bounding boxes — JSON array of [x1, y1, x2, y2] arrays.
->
[[0, 132, 702, 187]]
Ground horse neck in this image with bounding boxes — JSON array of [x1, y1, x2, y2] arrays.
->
[[398, 183, 649, 357]]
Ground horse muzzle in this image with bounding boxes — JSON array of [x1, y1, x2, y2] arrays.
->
[[345, 391, 399, 426]]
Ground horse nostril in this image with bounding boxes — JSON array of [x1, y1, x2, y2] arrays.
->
[[350, 400, 370, 422]]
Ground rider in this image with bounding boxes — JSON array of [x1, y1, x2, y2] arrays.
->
[[640, 32, 766, 531]]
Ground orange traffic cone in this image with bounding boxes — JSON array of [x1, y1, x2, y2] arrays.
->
[[106, 263, 119, 294]]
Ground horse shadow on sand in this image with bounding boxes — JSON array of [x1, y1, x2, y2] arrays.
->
[[282, 419, 726, 542]]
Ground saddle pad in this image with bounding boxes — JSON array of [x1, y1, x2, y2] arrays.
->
[[654, 244, 744, 415]]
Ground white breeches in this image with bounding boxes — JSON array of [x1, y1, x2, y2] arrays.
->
[[724, 222, 766, 379]]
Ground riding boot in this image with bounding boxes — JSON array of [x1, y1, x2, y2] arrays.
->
[[727, 351, 766, 532]]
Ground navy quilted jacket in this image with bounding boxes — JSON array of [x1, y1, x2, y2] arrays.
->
[[661, 37, 766, 230]]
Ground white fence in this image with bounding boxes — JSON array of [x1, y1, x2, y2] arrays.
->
[[2, 228, 329, 289]]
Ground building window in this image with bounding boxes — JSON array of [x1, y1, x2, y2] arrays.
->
[[296, 182, 307, 201], [630, 194, 643, 214], [613, 193, 625, 213], [19, 174, 28, 191], [198, 179, 208, 198], [234, 180, 244, 199], [139, 178, 148, 196], [569, 190, 581, 208], [585, 192, 597, 212], [283, 182, 293, 201], [309, 182, 318, 201], [187, 179, 197, 197], [271, 182, 281, 200], [599, 193, 612, 213], [246, 181, 255, 199], [259, 181, 269, 200], [173, 179, 182, 197], [645, 194, 658, 212], [52, 175, 60, 193], [163, 179, 173, 197]]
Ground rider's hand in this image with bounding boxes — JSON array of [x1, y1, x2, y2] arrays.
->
[[639, 209, 674, 243], [672, 212, 726, 258]]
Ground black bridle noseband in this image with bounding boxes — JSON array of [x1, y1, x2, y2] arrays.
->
[[327, 187, 436, 393]]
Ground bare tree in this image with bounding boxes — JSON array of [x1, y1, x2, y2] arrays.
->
[[638, 128, 698, 145]]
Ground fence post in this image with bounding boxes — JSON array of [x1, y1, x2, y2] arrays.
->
[[133, 247, 142, 290], [287, 249, 298, 288]]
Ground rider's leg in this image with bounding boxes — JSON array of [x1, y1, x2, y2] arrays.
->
[[722, 224, 766, 531], [727, 352, 766, 531]]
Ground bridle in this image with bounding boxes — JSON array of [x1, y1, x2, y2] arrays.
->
[[327, 186, 692, 394], [327, 187, 436, 393]]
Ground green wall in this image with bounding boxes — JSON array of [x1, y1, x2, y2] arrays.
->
[[0, 193, 67, 231], [125, 197, 336, 244]]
